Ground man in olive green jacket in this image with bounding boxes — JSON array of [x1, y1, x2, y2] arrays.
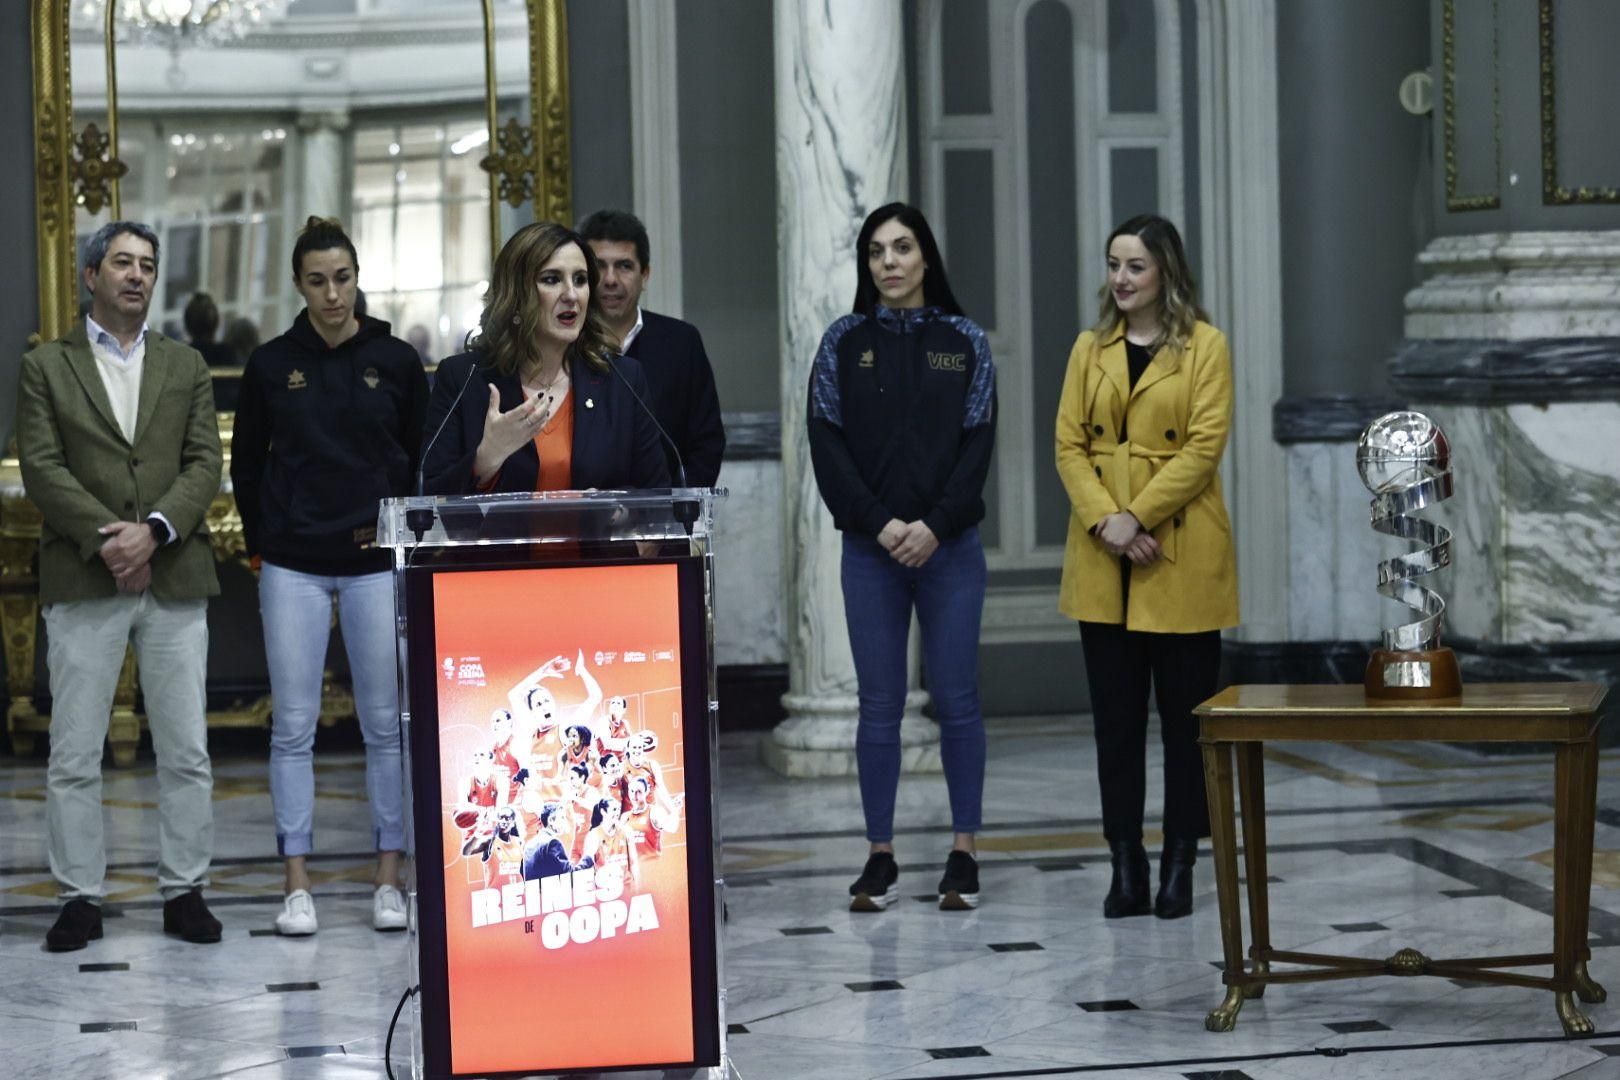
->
[[16, 221, 224, 951]]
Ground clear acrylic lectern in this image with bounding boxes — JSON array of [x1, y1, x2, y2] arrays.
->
[[378, 490, 736, 1080]]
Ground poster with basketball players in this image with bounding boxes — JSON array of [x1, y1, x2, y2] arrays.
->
[[429, 562, 697, 1075]]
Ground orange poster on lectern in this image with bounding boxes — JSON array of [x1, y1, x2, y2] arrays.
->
[[432, 563, 693, 1075]]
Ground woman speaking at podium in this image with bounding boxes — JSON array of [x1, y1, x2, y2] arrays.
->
[[1054, 214, 1238, 921], [421, 222, 668, 495]]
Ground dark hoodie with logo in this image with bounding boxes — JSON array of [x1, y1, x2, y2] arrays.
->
[[231, 311, 430, 574]]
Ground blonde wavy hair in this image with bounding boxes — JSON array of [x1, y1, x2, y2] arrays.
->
[[468, 221, 614, 378], [1093, 214, 1208, 352]]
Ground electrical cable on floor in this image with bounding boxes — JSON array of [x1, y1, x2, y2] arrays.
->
[[884, 1027, 1620, 1080], [384, 984, 419, 1080]]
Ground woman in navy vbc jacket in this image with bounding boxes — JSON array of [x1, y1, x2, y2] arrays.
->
[[420, 221, 668, 496], [807, 202, 997, 914]]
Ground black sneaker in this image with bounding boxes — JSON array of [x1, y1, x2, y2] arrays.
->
[[162, 888, 222, 944], [848, 852, 899, 912], [937, 850, 980, 910], [45, 899, 103, 952]]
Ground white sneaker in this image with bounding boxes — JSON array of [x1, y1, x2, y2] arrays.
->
[[373, 884, 407, 932], [274, 889, 318, 936]]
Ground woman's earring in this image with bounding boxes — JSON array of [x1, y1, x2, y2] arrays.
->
[[511, 314, 520, 326]]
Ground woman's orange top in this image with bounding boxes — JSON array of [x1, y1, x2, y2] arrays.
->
[[533, 388, 573, 492]]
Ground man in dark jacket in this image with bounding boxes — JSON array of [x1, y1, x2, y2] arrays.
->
[[579, 209, 726, 487]]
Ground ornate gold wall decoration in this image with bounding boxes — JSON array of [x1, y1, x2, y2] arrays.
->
[[32, 0, 77, 345], [530, 0, 572, 226], [1539, 0, 1620, 205], [480, 116, 538, 209], [1442, 0, 1501, 212], [71, 122, 128, 215]]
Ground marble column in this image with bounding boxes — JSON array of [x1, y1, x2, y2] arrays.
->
[[296, 109, 349, 225], [1386, 0, 1620, 699], [763, 0, 936, 778]]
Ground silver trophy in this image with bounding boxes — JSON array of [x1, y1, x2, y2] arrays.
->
[[1355, 411, 1461, 698]]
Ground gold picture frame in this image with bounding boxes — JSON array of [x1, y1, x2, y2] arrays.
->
[[28, 0, 573, 344]]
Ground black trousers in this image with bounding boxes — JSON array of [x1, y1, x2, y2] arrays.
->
[[1078, 620, 1222, 844]]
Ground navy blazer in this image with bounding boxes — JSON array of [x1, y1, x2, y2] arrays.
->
[[421, 350, 670, 495], [623, 310, 726, 487]]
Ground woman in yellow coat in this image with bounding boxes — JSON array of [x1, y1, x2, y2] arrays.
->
[[1054, 215, 1238, 920]]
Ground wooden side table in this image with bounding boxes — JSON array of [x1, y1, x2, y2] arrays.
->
[[1196, 683, 1608, 1035]]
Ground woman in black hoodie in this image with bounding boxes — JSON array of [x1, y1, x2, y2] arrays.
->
[[231, 216, 429, 937]]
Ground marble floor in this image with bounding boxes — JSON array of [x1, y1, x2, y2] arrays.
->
[[3, 716, 1620, 1079]]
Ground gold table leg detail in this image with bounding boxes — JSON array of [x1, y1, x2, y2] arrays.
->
[[1557, 991, 1594, 1035], [1244, 958, 1269, 999], [1575, 960, 1607, 1004], [1206, 986, 1245, 1032]]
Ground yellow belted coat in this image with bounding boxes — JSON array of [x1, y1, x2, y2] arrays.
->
[[1054, 320, 1239, 632]]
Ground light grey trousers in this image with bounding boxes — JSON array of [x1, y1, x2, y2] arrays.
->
[[44, 592, 212, 902]]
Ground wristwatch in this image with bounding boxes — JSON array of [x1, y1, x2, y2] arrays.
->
[[147, 518, 168, 546]]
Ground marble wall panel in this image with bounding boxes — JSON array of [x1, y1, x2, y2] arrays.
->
[[713, 458, 786, 666], [1498, 402, 1620, 640], [1287, 442, 1338, 640]]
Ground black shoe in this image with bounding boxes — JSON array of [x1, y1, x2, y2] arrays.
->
[[163, 889, 223, 944], [848, 852, 899, 912], [1155, 837, 1197, 919], [1103, 840, 1152, 918], [45, 899, 103, 952], [937, 850, 980, 911]]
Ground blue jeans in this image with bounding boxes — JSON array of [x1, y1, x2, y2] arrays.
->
[[260, 563, 405, 857], [841, 526, 988, 843]]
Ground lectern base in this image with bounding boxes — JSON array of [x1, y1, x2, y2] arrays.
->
[[1364, 647, 1462, 700]]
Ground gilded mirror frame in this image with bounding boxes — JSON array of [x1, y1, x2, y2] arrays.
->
[[29, 0, 573, 345]]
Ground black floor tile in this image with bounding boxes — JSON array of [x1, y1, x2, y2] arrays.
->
[[927, 1046, 990, 1059], [1592, 1043, 1620, 1056], [266, 981, 321, 993], [846, 980, 905, 992], [1441, 887, 1492, 898], [727, 1023, 749, 1035], [1323, 1019, 1390, 1033], [1035, 860, 1085, 872], [248, 928, 278, 937], [286, 1046, 345, 1059], [1185, 1071, 1256, 1080], [1077, 999, 1138, 1012], [79, 962, 130, 972], [1237, 876, 1284, 885], [987, 942, 1044, 952], [1330, 922, 1387, 933], [779, 926, 833, 936], [81, 1021, 137, 1033]]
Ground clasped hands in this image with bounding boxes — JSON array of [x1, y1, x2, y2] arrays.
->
[[99, 519, 157, 593], [877, 518, 938, 568], [1096, 511, 1161, 565]]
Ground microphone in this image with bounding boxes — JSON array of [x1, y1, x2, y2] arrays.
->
[[408, 356, 483, 540], [605, 354, 700, 533]]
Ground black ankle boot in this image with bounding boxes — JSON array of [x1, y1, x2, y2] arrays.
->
[[1155, 837, 1198, 919], [1103, 840, 1151, 918]]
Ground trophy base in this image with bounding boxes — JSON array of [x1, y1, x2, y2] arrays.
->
[[1364, 647, 1462, 700]]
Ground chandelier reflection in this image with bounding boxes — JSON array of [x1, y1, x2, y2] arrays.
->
[[75, 1, 298, 50]]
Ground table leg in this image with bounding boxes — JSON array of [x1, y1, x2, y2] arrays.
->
[[1572, 736, 1606, 1005], [1202, 739, 1246, 1032], [1554, 742, 1594, 1035], [1236, 742, 1270, 999]]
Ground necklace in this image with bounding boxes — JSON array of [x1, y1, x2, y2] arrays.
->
[[523, 362, 570, 410]]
